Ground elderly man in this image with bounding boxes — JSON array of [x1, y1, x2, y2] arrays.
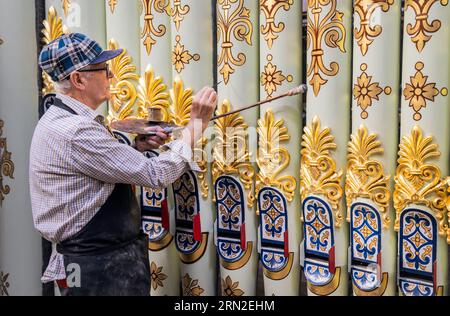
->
[[30, 33, 216, 296]]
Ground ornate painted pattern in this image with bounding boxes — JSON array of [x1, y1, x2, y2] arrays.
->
[[256, 109, 295, 202], [137, 65, 170, 120], [141, 0, 170, 55], [172, 35, 200, 73], [351, 203, 381, 263], [399, 208, 436, 296], [0, 120, 14, 206], [260, 0, 293, 49], [352, 267, 379, 291], [403, 61, 447, 121], [62, 0, 71, 17], [346, 125, 390, 229], [303, 196, 334, 256], [174, 171, 201, 254], [307, 0, 346, 96], [169, 0, 190, 31], [261, 54, 293, 98], [394, 126, 447, 237], [258, 187, 289, 271], [354, 0, 394, 56], [354, 63, 391, 119], [217, 0, 253, 84], [215, 176, 246, 262], [304, 260, 333, 286], [108, 0, 118, 13], [150, 261, 168, 290], [107, 39, 139, 124], [300, 116, 343, 227], [0, 271, 10, 296], [182, 273, 204, 296], [405, 0, 448, 52], [221, 275, 244, 296]]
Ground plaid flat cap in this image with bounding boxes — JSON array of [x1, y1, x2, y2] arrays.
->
[[39, 33, 122, 82]]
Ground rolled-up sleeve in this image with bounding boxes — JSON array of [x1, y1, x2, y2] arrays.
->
[[70, 120, 199, 188]]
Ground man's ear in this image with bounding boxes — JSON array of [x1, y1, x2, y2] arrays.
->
[[69, 72, 86, 90]]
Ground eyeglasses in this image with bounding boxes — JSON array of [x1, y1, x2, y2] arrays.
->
[[78, 64, 113, 78]]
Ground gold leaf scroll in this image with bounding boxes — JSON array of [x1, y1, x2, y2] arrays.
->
[[393, 126, 447, 238], [61, 0, 70, 17], [256, 109, 296, 202], [41, 6, 69, 95], [354, 0, 393, 56], [217, 0, 253, 84], [141, 0, 170, 55], [108, 0, 118, 14], [107, 39, 139, 124], [0, 120, 14, 207], [169, 0, 190, 31], [300, 116, 343, 227], [345, 125, 390, 229], [306, 0, 346, 96], [169, 77, 209, 198], [212, 100, 255, 207], [137, 65, 170, 121], [260, 0, 293, 49], [405, 0, 448, 53]]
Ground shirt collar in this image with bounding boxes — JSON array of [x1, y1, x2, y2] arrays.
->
[[56, 93, 105, 122]]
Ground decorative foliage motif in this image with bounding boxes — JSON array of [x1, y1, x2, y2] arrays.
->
[[150, 262, 167, 290], [304, 261, 333, 286], [260, 0, 293, 49], [0, 271, 10, 296], [354, 63, 391, 119], [172, 35, 200, 73], [141, 0, 170, 55], [221, 276, 244, 296], [405, 0, 448, 52], [256, 109, 295, 202], [300, 117, 343, 227], [261, 54, 293, 98], [346, 125, 390, 229], [354, 0, 393, 56], [41, 6, 69, 95], [0, 120, 14, 206], [62, 0, 71, 17], [182, 273, 204, 296], [307, 0, 346, 96], [169, 0, 190, 31], [108, 0, 118, 13], [137, 65, 170, 120], [212, 100, 255, 207], [393, 126, 447, 237], [141, 187, 167, 240], [107, 39, 139, 124], [403, 62, 446, 121], [258, 187, 289, 272], [217, 0, 253, 84]]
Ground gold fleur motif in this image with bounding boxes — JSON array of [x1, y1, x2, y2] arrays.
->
[[172, 35, 200, 74], [261, 54, 293, 98], [405, 0, 448, 52], [256, 109, 296, 203], [108, 0, 118, 13], [61, 0, 70, 17], [307, 0, 346, 96], [182, 273, 204, 296], [0, 120, 14, 207], [221, 276, 244, 296], [403, 62, 446, 121], [169, 0, 190, 31], [345, 125, 390, 229], [0, 271, 10, 296], [354, 63, 390, 119], [394, 126, 447, 238], [260, 0, 293, 49], [354, 0, 394, 56], [41, 7, 69, 95], [150, 262, 168, 290], [107, 39, 139, 124], [300, 116, 343, 227], [137, 65, 170, 121], [212, 100, 255, 207], [217, 0, 253, 84], [141, 0, 170, 55]]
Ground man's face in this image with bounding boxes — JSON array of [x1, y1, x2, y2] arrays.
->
[[78, 62, 113, 105]]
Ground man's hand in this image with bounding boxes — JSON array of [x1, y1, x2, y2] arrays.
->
[[134, 126, 169, 152]]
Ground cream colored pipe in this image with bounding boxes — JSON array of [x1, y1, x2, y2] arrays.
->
[[0, 0, 42, 296], [214, 0, 259, 296], [395, 0, 449, 296], [301, 0, 352, 296], [347, 0, 401, 296], [257, 0, 302, 296], [169, 1, 216, 296]]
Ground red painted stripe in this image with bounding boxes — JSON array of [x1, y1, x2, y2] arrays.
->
[[284, 230, 289, 258], [240, 223, 246, 251], [193, 213, 201, 242], [329, 246, 335, 274], [161, 199, 170, 230]]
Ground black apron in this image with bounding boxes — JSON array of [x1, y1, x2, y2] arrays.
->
[[53, 98, 151, 296]]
